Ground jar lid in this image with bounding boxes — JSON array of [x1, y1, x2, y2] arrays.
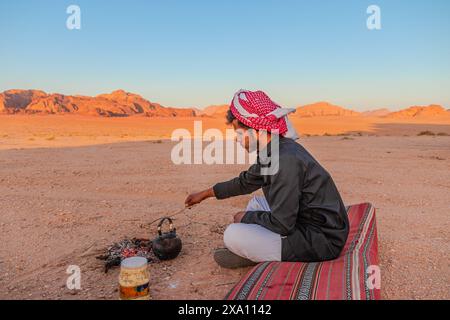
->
[[120, 257, 148, 269]]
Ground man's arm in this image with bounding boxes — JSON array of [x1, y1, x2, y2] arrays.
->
[[241, 155, 303, 236], [213, 163, 264, 199], [184, 163, 264, 207]]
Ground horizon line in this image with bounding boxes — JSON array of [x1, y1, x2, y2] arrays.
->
[[1, 87, 448, 112]]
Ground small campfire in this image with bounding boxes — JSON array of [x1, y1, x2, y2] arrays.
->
[[96, 216, 183, 273], [96, 238, 154, 273]]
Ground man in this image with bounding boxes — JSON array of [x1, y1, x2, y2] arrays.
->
[[185, 90, 349, 269]]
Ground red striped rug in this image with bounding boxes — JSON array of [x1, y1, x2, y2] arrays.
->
[[225, 203, 381, 300]]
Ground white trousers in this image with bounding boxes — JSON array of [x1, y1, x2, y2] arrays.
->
[[223, 196, 282, 262]]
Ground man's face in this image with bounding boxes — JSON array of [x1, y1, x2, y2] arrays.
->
[[232, 120, 257, 152]]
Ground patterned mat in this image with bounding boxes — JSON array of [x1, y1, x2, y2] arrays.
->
[[225, 203, 381, 300]]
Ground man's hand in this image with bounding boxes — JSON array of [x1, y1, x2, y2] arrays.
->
[[233, 211, 246, 223], [185, 188, 215, 207]]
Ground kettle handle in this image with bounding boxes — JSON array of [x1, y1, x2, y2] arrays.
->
[[157, 217, 176, 236]]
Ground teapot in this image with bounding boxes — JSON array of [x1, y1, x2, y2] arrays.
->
[[152, 217, 182, 260]]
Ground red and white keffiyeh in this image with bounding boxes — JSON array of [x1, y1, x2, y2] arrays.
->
[[230, 89, 299, 140]]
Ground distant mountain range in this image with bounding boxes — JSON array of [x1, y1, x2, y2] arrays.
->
[[196, 101, 450, 119], [1, 89, 448, 119], [0, 89, 196, 117]]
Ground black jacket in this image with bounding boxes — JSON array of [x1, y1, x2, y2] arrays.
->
[[213, 137, 349, 262]]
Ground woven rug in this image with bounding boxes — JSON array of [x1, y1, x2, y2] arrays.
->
[[225, 203, 381, 300]]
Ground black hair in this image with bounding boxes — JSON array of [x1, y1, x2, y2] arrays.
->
[[226, 109, 251, 129]]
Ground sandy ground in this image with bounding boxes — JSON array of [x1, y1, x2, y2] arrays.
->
[[1, 114, 450, 150], [0, 115, 449, 300]]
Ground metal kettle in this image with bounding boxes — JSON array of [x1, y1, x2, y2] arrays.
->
[[152, 217, 182, 260]]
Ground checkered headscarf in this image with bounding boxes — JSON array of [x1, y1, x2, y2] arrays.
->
[[230, 89, 299, 140]]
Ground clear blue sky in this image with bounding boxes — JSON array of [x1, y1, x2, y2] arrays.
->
[[0, 0, 449, 110]]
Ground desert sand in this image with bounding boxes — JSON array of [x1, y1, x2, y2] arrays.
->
[[0, 115, 449, 300]]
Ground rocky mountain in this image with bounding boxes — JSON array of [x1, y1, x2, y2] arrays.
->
[[0, 89, 47, 112], [385, 105, 448, 118], [295, 102, 360, 117], [0, 89, 196, 117], [201, 105, 229, 117]]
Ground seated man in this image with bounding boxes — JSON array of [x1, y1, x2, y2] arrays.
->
[[185, 90, 349, 269]]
